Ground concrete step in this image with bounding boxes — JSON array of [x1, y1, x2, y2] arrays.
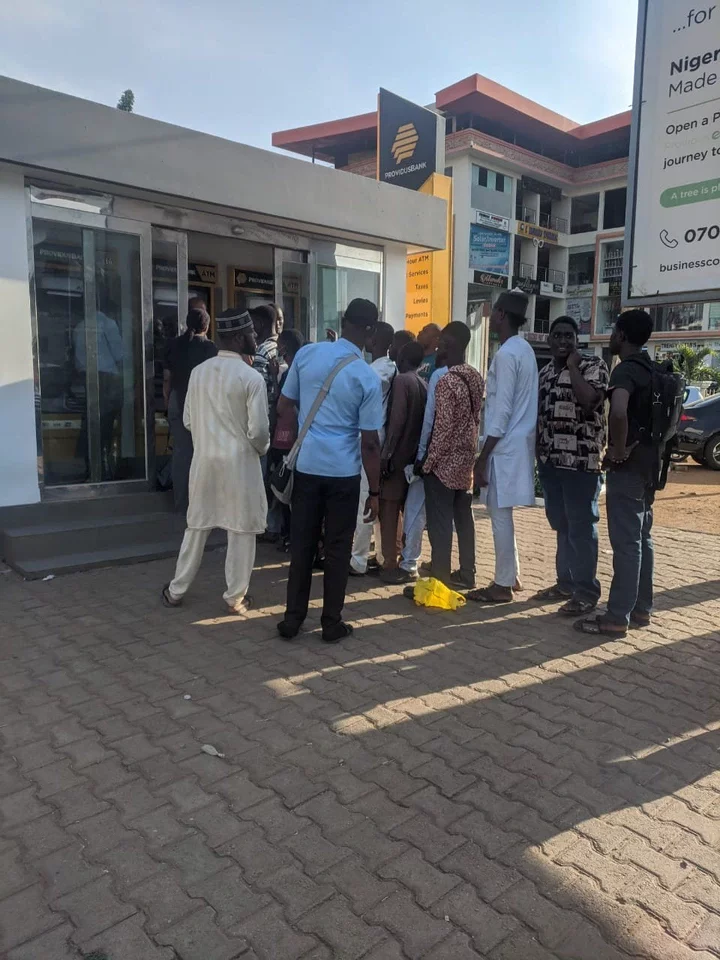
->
[[9, 531, 227, 580], [0, 491, 174, 528]]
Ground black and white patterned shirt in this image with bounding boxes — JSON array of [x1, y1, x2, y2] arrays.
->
[[537, 356, 609, 472]]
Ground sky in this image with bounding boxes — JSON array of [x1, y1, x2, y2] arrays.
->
[[0, 0, 639, 152]]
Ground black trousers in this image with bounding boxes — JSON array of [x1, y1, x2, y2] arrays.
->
[[423, 472, 476, 587], [284, 471, 361, 631]]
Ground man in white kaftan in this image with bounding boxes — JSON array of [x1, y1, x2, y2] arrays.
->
[[162, 309, 269, 614], [472, 289, 538, 604]]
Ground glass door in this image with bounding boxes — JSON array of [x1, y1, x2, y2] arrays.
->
[[31, 211, 152, 491], [151, 228, 188, 475], [274, 248, 314, 341]]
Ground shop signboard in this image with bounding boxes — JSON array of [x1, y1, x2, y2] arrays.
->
[[515, 220, 559, 245], [565, 284, 594, 335], [153, 259, 217, 285], [540, 281, 565, 297], [473, 271, 508, 289], [233, 269, 274, 291], [469, 224, 510, 275], [473, 208, 510, 232], [405, 173, 453, 332], [512, 274, 541, 296], [625, 0, 720, 305], [378, 88, 440, 191]]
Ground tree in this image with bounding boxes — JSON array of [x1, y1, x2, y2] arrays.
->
[[674, 344, 718, 383], [116, 90, 135, 113]]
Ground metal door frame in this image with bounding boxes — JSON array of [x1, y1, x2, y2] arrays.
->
[[274, 247, 316, 342], [27, 196, 154, 500]]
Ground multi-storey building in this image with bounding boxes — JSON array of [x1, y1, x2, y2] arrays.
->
[[273, 74, 720, 372]]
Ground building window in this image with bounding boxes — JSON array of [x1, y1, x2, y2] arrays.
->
[[475, 165, 488, 187], [534, 297, 550, 335], [648, 303, 704, 333], [444, 166, 453, 178], [603, 187, 627, 229], [571, 194, 600, 234], [601, 241, 624, 284], [568, 251, 596, 286], [495, 173, 505, 193], [710, 303, 720, 331], [473, 164, 511, 193]]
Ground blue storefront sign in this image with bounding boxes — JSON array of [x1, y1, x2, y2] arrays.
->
[[469, 224, 510, 276]]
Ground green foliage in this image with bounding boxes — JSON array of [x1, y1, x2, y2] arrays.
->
[[116, 89, 135, 112], [674, 344, 718, 383]]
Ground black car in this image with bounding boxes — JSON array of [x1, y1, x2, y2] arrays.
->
[[676, 395, 720, 470]]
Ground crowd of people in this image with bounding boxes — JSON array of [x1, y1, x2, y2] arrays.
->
[[160, 290, 665, 643]]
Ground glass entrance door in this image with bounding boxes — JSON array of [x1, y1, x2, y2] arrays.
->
[[31, 214, 152, 490], [274, 248, 314, 341]]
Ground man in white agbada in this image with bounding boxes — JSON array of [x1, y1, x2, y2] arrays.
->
[[471, 289, 538, 604], [162, 308, 269, 614]]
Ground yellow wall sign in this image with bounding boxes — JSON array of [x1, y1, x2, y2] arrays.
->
[[516, 220, 559, 245], [405, 173, 453, 333]]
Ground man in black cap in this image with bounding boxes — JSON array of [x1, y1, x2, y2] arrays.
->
[[162, 309, 269, 614], [276, 298, 384, 643], [471, 289, 538, 604]]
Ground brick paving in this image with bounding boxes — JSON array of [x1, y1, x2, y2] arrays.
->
[[1, 505, 720, 959]]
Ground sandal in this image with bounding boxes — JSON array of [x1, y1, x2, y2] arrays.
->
[[161, 583, 182, 608], [227, 595, 253, 615], [466, 584, 514, 604], [533, 584, 572, 602], [558, 598, 597, 617], [573, 615, 627, 638]]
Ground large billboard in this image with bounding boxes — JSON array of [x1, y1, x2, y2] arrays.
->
[[377, 89, 441, 191], [625, 0, 720, 305], [469, 224, 511, 276]]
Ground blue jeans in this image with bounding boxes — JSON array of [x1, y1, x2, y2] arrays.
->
[[538, 461, 602, 604], [605, 470, 654, 626]]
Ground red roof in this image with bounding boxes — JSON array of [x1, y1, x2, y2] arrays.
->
[[271, 74, 631, 161]]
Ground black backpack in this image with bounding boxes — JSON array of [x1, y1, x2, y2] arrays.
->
[[626, 355, 686, 490]]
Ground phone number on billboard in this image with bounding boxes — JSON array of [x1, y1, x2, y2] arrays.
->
[[684, 225, 720, 242]]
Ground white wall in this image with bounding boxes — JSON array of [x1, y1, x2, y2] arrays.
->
[[0, 166, 40, 506], [451, 156, 473, 324]]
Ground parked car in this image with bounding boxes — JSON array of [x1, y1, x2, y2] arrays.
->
[[676, 395, 720, 470], [684, 385, 704, 406]]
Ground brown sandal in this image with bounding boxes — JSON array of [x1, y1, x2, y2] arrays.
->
[[533, 584, 572, 602], [558, 598, 597, 617], [466, 583, 514, 604], [161, 584, 182, 608], [573, 615, 627, 638]]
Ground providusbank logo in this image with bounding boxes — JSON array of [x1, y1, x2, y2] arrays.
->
[[391, 123, 419, 164]]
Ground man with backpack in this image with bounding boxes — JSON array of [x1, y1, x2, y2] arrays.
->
[[575, 309, 684, 637]]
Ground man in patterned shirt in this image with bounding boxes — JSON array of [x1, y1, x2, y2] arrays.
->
[[534, 315, 609, 616]]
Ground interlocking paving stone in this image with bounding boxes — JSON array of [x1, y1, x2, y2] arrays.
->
[[1, 509, 719, 959]]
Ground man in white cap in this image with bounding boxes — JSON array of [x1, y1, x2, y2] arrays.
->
[[162, 308, 269, 614], [471, 289, 538, 604]]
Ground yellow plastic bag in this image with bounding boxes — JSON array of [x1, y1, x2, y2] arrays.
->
[[412, 577, 466, 611]]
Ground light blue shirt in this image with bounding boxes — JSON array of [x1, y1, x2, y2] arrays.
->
[[282, 338, 384, 478], [74, 312, 124, 375], [417, 365, 448, 461]]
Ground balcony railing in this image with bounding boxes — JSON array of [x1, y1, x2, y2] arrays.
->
[[548, 268, 566, 284], [568, 272, 594, 286], [516, 206, 537, 224], [517, 262, 536, 279], [539, 212, 569, 234]]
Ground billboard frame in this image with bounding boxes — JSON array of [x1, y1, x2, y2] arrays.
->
[[623, 0, 720, 308]]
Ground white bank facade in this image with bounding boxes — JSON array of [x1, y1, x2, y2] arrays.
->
[[0, 76, 445, 526]]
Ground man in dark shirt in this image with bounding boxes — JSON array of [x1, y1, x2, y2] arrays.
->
[[164, 306, 218, 512], [576, 309, 655, 638]]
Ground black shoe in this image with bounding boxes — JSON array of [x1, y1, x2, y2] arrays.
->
[[277, 620, 301, 640], [348, 567, 365, 578], [367, 556, 381, 571], [450, 570, 475, 590], [380, 568, 418, 585], [419, 561, 433, 576], [322, 622, 354, 644]]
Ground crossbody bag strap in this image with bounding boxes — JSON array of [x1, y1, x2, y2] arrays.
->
[[286, 353, 360, 468]]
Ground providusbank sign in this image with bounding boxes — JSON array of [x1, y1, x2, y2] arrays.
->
[[377, 89, 440, 191], [625, 0, 720, 305]]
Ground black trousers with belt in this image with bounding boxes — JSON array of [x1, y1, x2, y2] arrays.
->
[[284, 471, 361, 632]]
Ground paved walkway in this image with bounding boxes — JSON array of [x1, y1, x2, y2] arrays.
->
[[1, 506, 720, 960]]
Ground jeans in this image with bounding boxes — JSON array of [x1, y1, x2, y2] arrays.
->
[[605, 470, 655, 626], [538, 461, 602, 603], [400, 478, 425, 573], [423, 472, 475, 587], [284, 471, 361, 632]]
